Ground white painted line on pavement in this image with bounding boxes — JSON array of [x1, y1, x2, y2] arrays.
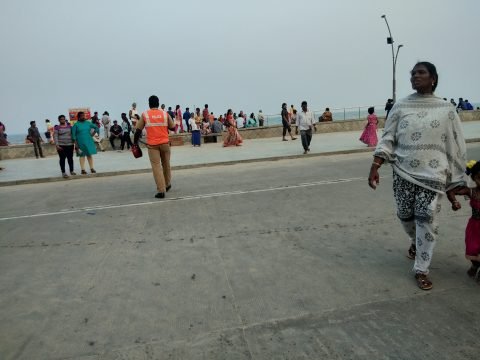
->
[[0, 177, 365, 221]]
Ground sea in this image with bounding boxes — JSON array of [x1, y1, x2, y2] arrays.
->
[[5, 103, 478, 145]]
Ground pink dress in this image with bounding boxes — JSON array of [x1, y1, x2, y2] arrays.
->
[[359, 114, 378, 147], [465, 189, 480, 256]]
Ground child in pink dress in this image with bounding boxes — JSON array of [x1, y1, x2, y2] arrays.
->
[[447, 160, 480, 280], [359, 107, 378, 147]]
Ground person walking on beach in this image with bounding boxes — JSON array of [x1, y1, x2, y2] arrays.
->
[[190, 113, 201, 147], [296, 101, 315, 154], [45, 119, 54, 144], [72, 111, 99, 174], [121, 113, 133, 150], [183, 107, 191, 132], [91, 112, 101, 129], [223, 109, 243, 147], [101, 111, 111, 139], [54, 114, 76, 178], [359, 107, 378, 147], [134, 95, 175, 199], [0, 121, 8, 147], [27, 121, 45, 158], [257, 110, 265, 127], [384, 99, 394, 119], [175, 105, 184, 133], [289, 105, 295, 123], [281, 103, 296, 141], [447, 160, 480, 281], [167, 106, 175, 121], [368, 61, 466, 291], [129, 102, 138, 128], [203, 105, 210, 124]]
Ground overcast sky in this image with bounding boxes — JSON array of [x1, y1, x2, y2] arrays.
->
[[1, 0, 479, 134]]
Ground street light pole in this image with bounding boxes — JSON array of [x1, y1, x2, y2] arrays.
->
[[381, 15, 403, 103]]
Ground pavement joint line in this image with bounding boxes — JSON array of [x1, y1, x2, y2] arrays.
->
[[213, 235, 255, 359], [0, 177, 366, 222]]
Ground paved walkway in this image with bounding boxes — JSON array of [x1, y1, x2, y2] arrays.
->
[[1, 121, 480, 185]]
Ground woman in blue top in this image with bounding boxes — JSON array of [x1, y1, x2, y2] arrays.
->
[[72, 111, 99, 174]]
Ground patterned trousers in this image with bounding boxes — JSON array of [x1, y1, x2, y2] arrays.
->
[[393, 172, 442, 275]]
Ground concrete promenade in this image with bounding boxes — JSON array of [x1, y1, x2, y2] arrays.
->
[[1, 121, 480, 186], [2, 144, 480, 359]]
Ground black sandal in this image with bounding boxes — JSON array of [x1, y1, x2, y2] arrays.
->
[[407, 244, 416, 260], [415, 273, 433, 290]]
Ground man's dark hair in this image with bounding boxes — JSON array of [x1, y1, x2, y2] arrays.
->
[[282, 103, 287, 107], [325, 107, 330, 111], [45, 119, 50, 123], [149, 95, 160, 108], [205, 104, 208, 108], [30, 121, 35, 126], [186, 107, 189, 111], [77, 111, 84, 119], [301, 101, 307, 107], [58, 115, 66, 120], [414, 61, 438, 91]]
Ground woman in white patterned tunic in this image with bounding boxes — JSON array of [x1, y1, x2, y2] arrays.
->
[[368, 62, 466, 290]]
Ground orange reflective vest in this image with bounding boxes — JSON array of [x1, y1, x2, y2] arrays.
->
[[143, 109, 169, 145]]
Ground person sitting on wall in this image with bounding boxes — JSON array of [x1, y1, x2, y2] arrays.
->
[[320, 108, 333, 122], [464, 100, 474, 110], [109, 120, 123, 150]]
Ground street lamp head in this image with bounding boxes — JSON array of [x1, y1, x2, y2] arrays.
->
[[381, 14, 386, 18], [398, 44, 404, 48]]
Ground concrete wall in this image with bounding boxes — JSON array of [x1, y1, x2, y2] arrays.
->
[[1, 110, 479, 160]]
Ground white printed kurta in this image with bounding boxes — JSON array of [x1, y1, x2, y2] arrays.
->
[[374, 93, 466, 274]]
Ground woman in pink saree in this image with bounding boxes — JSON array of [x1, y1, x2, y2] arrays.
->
[[359, 106, 378, 147], [223, 109, 243, 147]]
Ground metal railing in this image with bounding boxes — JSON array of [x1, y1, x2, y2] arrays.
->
[[261, 105, 386, 127]]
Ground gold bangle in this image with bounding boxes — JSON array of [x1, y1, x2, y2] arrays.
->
[[372, 161, 382, 167]]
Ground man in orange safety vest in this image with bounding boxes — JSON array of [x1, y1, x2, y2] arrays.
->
[[134, 95, 176, 199]]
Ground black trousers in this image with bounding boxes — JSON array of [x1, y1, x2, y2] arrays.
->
[[57, 145, 74, 173], [110, 135, 121, 149], [32, 139, 44, 157], [121, 133, 133, 150], [282, 120, 292, 137], [300, 129, 312, 150]]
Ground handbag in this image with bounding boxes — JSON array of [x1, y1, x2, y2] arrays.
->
[[131, 144, 142, 158]]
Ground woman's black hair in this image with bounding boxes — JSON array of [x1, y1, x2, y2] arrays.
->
[[414, 61, 439, 91], [466, 161, 480, 178], [368, 107, 375, 115]]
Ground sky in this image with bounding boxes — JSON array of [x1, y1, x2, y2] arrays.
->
[[1, 0, 479, 134]]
